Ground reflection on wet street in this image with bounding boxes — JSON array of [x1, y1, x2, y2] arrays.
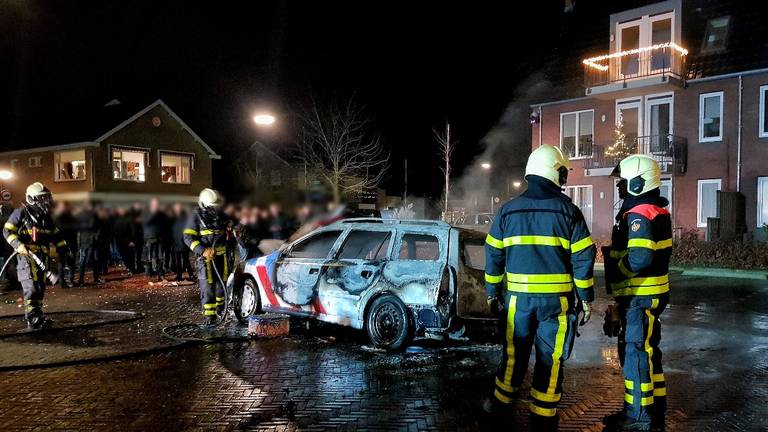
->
[[0, 272, 767, 430]]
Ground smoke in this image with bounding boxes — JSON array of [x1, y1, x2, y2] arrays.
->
[[449, 72, 553, 215]]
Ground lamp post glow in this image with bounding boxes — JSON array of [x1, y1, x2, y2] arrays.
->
[[0, 170, 12, 181], [513, 181, 521, 189], [253, 113, 276, 126], [480, 162, 491, 170]]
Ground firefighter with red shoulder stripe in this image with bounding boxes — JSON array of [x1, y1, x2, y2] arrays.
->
[[602, 155, 671, 431], [483, 144, 596, 429]]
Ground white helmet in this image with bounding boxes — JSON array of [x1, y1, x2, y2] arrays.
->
[[26, 182, 52, 205], [613, 154, 661, 196], [198, 188, 223, 209], [525, 144, 571, 187]]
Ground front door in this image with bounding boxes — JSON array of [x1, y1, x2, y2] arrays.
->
[[275, 230, 343, 306]]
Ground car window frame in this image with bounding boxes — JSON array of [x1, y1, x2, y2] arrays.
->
[[394, 230, 444, 262], [287, 229, 344, 260], [334, 227, 396, 261]]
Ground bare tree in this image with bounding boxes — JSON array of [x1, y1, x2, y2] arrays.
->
[[297, 98, 389, 203], [435, 122, 455, 218]]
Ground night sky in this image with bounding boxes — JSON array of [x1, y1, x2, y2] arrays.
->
[[2, 0, 568, 198]]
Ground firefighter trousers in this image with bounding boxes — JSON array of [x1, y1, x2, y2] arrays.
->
[[617, 294, 668, 422], [494, 292, 577, 418], [196, 255, 228, 316], [17, 255, 47, 319]]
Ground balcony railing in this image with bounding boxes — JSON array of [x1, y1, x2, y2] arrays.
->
[[581, 134, 687, 175], [583, 43, 688, 88]]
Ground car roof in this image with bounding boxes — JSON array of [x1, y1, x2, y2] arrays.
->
[[327, 218, 451, 231]]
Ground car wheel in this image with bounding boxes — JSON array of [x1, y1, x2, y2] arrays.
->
[[366, 295, 412, 350], [234, 278, 261, 324]]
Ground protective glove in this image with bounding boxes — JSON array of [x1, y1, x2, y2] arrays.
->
[[487, 296, 502, 317], [578, 300, 592, 326], [16, 244, 28, 256], [202, 247, 215, 261], [603, 304, 621, 337]]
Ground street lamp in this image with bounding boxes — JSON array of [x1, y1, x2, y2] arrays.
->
[[0, 170, 12, 181], [253, 113, 276, 126], [513, 180, 521, 189], [480, 162, 491, 170]]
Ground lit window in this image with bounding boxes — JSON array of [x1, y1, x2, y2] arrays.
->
[[760, 85, 768, 138], [697, 179, 721, 227], [28, 156, 42, 168], [758, 177, 768, 227], [564, 185, 593, 231], [699, 92, 723, 142], [701, 16, 730, 54], [112, 148, 148, 182], [54, 149, 86, 181], [560, 110, 594, 158], [160, 152, 192, 184]]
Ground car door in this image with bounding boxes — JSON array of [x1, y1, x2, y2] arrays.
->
[[320, 228, 394, 320], [274, 229, 343, 306], [381, 229, 447, 306], [455, 229, 495, 319]]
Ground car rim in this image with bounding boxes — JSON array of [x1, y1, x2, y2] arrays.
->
[[372, 303, 402, 344], [240, 285, 257, 316]]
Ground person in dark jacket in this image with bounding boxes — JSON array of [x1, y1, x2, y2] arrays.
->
[[143, 198, 167, 283], [112, 207, 136, 273], [171, 203, 192, 281], [52, 201, 77, 288], [95, 206, 113, 276], [131, 202, 145, 274], [162, 204, 174, 276], [235, 206, 265, 261], [76, 202, 103, 286], [267, 203, 292, 240]]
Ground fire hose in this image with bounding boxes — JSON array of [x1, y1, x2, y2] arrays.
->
[[0, 250, 59, 285]]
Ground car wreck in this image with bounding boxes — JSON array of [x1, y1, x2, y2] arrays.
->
[[228, 218, 494, 349]]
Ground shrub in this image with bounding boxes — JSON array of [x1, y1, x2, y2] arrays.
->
[[671, 229, 768, 270]]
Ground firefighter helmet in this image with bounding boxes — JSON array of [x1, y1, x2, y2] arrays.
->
[[525, 144, 571, 187], [198, 188, 223, 209], [25, 181, 52, 206], [612, 154, 661, 196]]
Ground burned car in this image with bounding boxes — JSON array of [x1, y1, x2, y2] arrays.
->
[[228, 218, 494, 349]]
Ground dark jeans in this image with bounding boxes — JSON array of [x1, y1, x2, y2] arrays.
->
[[78, 245, 99, 284], [144, 240, 164, 279], [58, 251, 76, 286], [117, 242, 136, 272], [172, 247, 193, 279]]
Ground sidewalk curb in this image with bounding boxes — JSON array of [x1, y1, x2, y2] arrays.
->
[[676, 267, 768, 280]]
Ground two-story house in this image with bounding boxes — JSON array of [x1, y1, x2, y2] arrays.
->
[[0, 99, 220, 206], [531, 0, 768, 241]]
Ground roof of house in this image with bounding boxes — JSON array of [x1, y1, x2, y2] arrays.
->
[[532, 0, 768, 105]]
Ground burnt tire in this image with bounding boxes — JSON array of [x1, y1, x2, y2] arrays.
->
[[365, 295, 412, 350], [234, 278, 261, 324]]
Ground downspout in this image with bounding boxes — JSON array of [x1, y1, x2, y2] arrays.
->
[[737, 74, 743, 192], [538, 107, 543, 147]]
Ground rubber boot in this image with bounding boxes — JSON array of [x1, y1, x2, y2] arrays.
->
[[603, 411, 651, 431]]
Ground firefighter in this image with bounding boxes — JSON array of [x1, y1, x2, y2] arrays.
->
[[484, 144, 596, 429], [2, 183, 69, 329], [183, 188, 232, 325], [602, 155, 671, 431]]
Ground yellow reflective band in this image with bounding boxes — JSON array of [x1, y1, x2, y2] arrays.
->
[[625, 393, 633, 404], [183, 229, 199, 235], [486, 234, 503, 249], [495, 377, 518, 394], [571, 236, 594, 253], [625, 380, 634, 390], [612, 284, 670, 297], [652, 373, 665, 382], [507, 282, 573, 294], [546, 297, 569, 397], [215, 246, 227, 254], [200, 229, 222, 236], [203, 310, 217, 316], [625, 394, 653, 405], [627, 238, 673, 250], [654, 387, 667, 397], [530, 388, 561, 403], [507, 273, 572, 283], [503, 235, 570, 249], [189, 240, 201, 251], [529, 403, 557, 417], [203, 303, 217, 309], [56, 240, 67, 247], [610, 249, 628, 259], [215, 297, 225, 302], [485, 273, 504, 284], [574, 278, 594, 288], [501, 296, 517, 389], [618, 259, 637, 278], [493, 389, 513, 404], [4, 222, 16, 231], [6, 234, 18, 243]]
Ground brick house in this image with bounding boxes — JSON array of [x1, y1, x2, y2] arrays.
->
[[0, 99, 220, 206], [530, 0, 768, 241]]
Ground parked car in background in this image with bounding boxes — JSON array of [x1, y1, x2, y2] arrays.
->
[[228, 218, 494, 349], [454, 212, 494, 232]]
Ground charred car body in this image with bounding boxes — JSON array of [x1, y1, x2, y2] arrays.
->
[[228, 218, 493, 349]]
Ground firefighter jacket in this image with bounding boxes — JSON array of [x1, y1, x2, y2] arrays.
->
[[182, 208, 232, 258], [3, 206, 68, 256], [485, 176, 596, 302], [605, 191, 672, 298]]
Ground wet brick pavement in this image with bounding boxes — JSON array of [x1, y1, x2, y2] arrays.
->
[[0, 271, 767, 431]]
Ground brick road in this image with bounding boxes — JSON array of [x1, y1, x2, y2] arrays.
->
[[0, 272, 766, 431]]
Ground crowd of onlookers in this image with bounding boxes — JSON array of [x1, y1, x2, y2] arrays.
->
[[0, 199, 316, 291]]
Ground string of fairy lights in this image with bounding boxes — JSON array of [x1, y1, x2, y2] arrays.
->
[[582, 42, 689, 72]]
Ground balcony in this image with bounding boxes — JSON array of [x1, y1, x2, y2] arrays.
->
[[583, 43, 688, 98], [581, 134, 687, 176]]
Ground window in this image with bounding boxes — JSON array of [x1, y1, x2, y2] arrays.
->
[[10, 160, 19, 171], [701, 16, 730, 54], [699, 92, 723, 142], [560, 110, 594, 158], [337, 230, 391, 260], [160, 152, 192, 184], [112, 148, 148, 182], [54, 149, 86, 181], [697, 179, 721, 227], [290, 230, 341, 259], [760, 86, 768, 138], [758, 177, 768, 227], [398, 234, 440, 261], [28, 157, 42, 168], [462, 238, 486, 270], [564, 185, 593, 231]]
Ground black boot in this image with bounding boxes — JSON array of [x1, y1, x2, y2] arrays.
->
[[603, 411, 651, 431], [27, 314, 54, 330]]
